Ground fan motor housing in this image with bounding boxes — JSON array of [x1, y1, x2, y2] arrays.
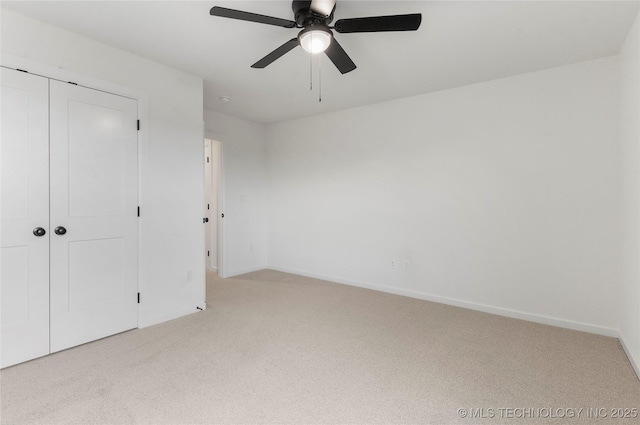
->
[[292, 0, 335, 27]]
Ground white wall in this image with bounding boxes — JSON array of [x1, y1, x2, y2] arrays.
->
[[1, 9, 206, 327], [204, 109, 268, 277], [267, 56, 621, 336], [619, 11, 640, 377]]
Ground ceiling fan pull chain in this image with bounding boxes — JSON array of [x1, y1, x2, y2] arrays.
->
[[309, 49, 313, 91], [318, 54, 322, 103]]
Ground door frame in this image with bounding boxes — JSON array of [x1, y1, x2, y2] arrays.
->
[[1, 54, 148, 324]]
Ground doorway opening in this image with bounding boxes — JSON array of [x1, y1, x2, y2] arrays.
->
[[204, 139, 223, 283]]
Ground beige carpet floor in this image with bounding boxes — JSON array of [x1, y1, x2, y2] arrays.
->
[[1, 269, 638, 424]]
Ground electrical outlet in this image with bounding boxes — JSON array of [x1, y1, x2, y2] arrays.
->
[[391, 258, 397, 269]]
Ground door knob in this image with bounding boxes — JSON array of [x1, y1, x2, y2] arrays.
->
[[54, 226, 67, 235], [33, 227, 46, 237]]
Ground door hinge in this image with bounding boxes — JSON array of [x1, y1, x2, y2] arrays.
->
[[137, 120, 140, 131], [221, 213, 224, 218], [137, 293, 140, 304], [137, 206, 140, 217], [207, 204, 210, 210], [207, 251, 210, 257], [207, 156, 210, 163]]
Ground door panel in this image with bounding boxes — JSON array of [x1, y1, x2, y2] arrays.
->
[[0, 69, 50, 368], [49, 80, 138, 353], [204, 142, 213, 268], [68, 238, 124, 308], [1, 247, 30, 322], [68, 101, 126, 217]]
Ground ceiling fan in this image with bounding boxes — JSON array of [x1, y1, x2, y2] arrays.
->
[[210, 0, 422, 74]]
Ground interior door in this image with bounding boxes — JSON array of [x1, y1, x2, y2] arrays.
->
[[204, 141, 213, 269], [0, 68, 50, 368], [49, 80, 138, 353]]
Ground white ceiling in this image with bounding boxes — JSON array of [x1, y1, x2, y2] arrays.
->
[[3, 1, 638, 124]]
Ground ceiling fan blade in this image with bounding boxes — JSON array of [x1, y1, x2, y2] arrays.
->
[[324, 38, 356, 74], [334, 13, 422, 33], [210, 6, 296, 28], [310, 0, 336, 17], [252, 38, 300, 68]]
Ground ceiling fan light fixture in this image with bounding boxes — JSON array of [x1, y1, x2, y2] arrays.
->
[[210, 2, 422, 74], [299, 27, 332, 54]]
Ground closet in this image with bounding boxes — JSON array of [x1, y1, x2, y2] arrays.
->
[[1, 67, 139, 368]]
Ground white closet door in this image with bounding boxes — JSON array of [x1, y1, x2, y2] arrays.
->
[[0, 69, 50, 368], [49, 80, 138, 353]]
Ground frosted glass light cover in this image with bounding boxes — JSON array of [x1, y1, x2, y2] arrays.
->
[[300, 30, 331, 54]]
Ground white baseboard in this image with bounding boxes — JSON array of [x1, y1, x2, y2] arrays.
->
[[139, 305, 199, 329], [619, 332, 640, 381], [225, 265, 268, 278], [268, 265, 619, 338]]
